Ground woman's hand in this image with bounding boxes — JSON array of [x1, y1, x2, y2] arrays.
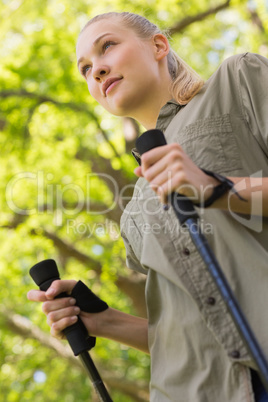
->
[[27, 280, 82, 339], [28, 280, 149, 353], [134, 143, 219, 204], [28, 280, 110, 340]]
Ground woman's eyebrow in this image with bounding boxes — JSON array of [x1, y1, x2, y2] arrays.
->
[[93, 32, 113, 46], [77, 33, 113, 68]]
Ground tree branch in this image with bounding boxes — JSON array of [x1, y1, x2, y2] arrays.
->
[[33, 228, 102, 269], [99, 129, 121, 158], [23, 101, 43, 144], [122, 117, 141, 153], [0, 89, 96, 116], [0, 89, 122, 157], [0, 88, 136, 217], [248, 8, 265, 32], [169, 0, 231, 35]]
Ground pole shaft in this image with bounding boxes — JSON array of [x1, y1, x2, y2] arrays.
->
[[79, 352, 113, 402], [186, 218, 268, 392]]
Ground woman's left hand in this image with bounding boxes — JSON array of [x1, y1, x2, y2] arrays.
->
[[134, 143, 219, 204]]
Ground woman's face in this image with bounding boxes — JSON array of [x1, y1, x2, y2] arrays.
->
[[76, 19, 165, 119]]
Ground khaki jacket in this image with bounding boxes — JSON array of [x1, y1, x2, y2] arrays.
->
[[120, 53, 268, 401]]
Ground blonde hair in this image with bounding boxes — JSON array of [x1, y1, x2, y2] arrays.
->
[[81, 12, 204, 105]]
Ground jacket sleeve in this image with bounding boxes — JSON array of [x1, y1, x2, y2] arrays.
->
[[237, 52, 268, 156], [121, 230, 148, 275]]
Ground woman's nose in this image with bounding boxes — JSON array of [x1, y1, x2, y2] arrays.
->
[[93, 65, 110, 81]]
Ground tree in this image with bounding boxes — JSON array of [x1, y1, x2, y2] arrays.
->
[[0, 0, 267, 400]]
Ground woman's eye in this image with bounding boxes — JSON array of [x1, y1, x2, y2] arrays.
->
[[82, 65, 91, 77], [80, 41, 115, 77], [102, 41, 114, 52]]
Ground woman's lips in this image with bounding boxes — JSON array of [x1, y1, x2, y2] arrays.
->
[[103, 78, 122, 96]]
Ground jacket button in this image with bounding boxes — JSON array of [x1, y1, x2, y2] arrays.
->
[[183, 248, 190, 256], [229, 350, 240, 359], [206, 297, 216, 305]]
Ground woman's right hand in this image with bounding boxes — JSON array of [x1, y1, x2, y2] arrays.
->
[[28, 279, 149, 353], [27, 279, 81, 339]]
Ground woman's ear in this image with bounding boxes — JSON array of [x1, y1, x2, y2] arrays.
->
[[152, 34, 170, 61]]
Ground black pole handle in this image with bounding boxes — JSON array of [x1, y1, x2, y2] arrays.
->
[[29, 259, 95, 356], [29, 259, 113, 401], [136, 129, 199, 224]]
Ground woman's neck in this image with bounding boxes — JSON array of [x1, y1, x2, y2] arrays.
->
[[134, 80, 173, 129]]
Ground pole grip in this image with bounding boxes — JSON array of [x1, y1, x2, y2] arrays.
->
[[136, 129, 199, 224], [30, 259, 95, 356]]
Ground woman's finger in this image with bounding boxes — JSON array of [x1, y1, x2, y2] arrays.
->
[[141, 143, 182, 171], [42, 297, 76, 314], [27, 289, 48, 302], [45, 279, 77, 300], [142, 146, 182, 182], [50, 316, 78, 338], [47, 305, 80, 326], [134, 166, 143, 177]]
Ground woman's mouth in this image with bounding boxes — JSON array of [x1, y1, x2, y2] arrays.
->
[[103, 77, 123, 96]]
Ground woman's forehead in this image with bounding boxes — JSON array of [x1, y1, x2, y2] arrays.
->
[[79, 19, 130, 44], [76, 19, 135, 58], [78, 20, 119, 44]]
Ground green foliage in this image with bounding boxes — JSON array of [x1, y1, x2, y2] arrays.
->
[[0, 0, 268, 400]]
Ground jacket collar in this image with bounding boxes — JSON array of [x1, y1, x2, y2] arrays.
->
[[131, 100, 183, 165], [156, 99, 182, 132]]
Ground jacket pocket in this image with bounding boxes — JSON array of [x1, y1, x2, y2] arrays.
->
[[177, 114, 242, 174]]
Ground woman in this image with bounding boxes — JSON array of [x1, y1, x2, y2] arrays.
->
[[28, 12, 268, 401]]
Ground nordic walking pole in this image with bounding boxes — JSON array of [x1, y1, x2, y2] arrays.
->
[[29, 259, 113, 402], [136, 129, 268, 393]]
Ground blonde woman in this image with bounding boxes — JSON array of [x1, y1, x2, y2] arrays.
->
[[28, 12, 268, 402]]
